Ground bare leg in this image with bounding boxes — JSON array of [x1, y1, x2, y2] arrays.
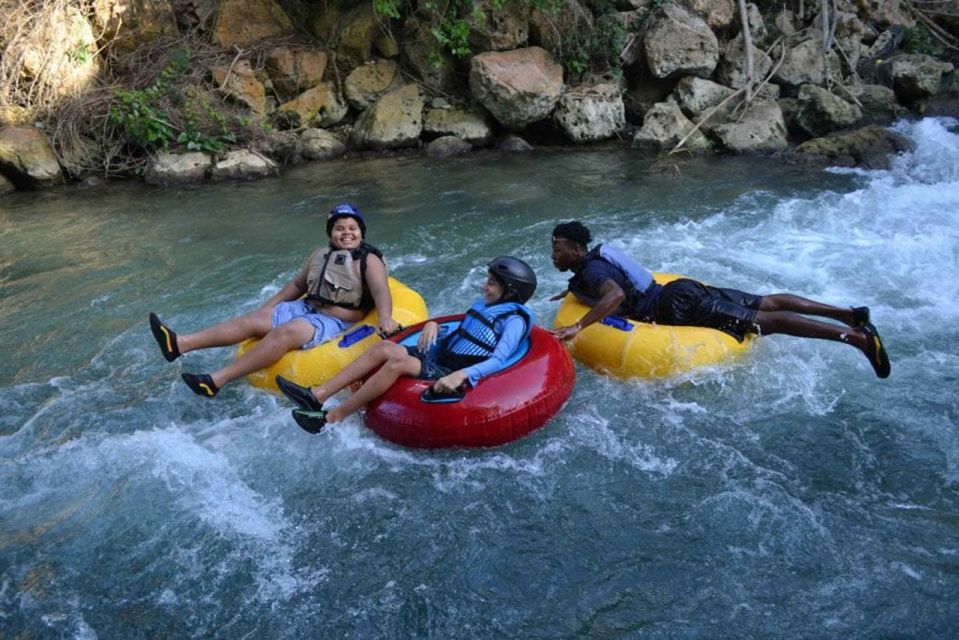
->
[[754, 310, 868, 350], [208, 319, 314, 387], [325, 352, 423, 423], [759, 294, 859, 326], [177, 306, 275, 354], [309, 342, 411, 404]]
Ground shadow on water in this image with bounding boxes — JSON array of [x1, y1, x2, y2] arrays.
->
[[1, 119, 958, 637]]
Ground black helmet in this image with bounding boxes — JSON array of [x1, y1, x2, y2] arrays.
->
[[488, 256, 537, 303], [327, 203, 366, 237]]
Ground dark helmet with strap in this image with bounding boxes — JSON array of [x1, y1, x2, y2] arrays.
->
[[488, 256, 537, 303], [327, 203, 366, 237]]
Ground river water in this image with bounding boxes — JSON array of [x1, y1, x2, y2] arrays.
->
[[2, 118, 958, 638]]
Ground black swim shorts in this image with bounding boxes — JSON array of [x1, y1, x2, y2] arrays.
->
[[405, 347, 455, 380], [655, 278, 762, 341]]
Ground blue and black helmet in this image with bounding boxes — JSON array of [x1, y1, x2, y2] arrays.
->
[[327, 203, 366, 237]]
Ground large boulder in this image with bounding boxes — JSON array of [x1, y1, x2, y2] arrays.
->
[[423, 105, 495, 146], [277, 82, 348, 128], [773, 38, 827, 89], [211, 0, 293, 48], [880, 53, 955, 102], [554, 84, 626, 143], [212, 60, 266, 115], [210, 149, 279, 181], [0, 127, 63, 188], [470, 47, 564, 130], [464, 0, 529, 52], [143, 151, 210, 186], [786, 125, 911, 169], [265, 46, 328, 100], [794, 84, 863, 137], [643, 3, 720, 79], [300, 129, 347, 161], [632, 100, 710, 151], [713, 100, 788, 153], [344, 59, 404, 111], [351, 84, 424, 150]]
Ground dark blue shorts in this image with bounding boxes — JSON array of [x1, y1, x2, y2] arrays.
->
[[405, 347, 455, 381], [656, 278, 762, 341]]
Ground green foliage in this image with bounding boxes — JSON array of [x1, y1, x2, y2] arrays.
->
[[901, 25, 943, 56], [110, 50, 191, 150], [110, 49, 239, 155], [68, 40, 91, 65], [562, 7, 629, 79], [373, 0, 401, 19], [431, 18, 472, 58]]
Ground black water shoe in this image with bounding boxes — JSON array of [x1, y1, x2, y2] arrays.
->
[[181, 372, 219, 397], [851, 306, 870, 328], [292, 409, 328, 434], [149, 313, 181, 362], [276, 375, 323, 411], [861, 322, 891, 379]]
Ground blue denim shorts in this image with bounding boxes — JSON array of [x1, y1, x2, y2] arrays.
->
[[272, 300, 349, 349]]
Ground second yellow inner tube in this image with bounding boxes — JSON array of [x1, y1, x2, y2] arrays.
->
[[553, 273, 753, 379]]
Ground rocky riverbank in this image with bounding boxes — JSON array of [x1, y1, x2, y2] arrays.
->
[[1, 0, 957, 194]]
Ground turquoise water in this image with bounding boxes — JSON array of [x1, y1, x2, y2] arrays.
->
[[1, 119, 958, 637]]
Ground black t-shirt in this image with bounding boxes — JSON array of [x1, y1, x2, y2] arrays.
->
[[568, 256, 661, 321]]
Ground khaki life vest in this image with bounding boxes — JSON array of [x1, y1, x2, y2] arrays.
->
[[305, 243, 383, 311]]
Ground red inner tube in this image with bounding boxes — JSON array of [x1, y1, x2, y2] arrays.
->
[[364, 315, 576, 448]]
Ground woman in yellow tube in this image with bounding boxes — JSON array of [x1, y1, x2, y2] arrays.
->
[[148, 203, 399, 397]]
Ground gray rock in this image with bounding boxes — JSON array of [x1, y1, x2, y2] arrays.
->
[[672, 76, 735, 119], [713, 100, 788, 153], [786, 125, 911, 169], [423, 105, 494, 146], [470, 47, 564, 130], [351, 84, 424, 150], [344, 58, 404, 111], [554, 84, 626, 143], [851, 84, 908, 124], [774, 38, 827, 89], [144, 152, 211, 186], [0, 172, 15, 194], [633, 100, 710, 151], [300, 128, 347, 160], [465, 0, 529, 52], [882, 53, 955, 102], [795, 84, 862, 137], [717, 34, 773, 90], [210, 150, 279, 181], [0, 127, 63, 188], [426, 136, 472, 158], [643, 3, 719, 79], [497, 134, 534, 151], [400, 17, 459, 94]]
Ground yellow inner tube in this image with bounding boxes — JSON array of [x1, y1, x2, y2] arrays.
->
[[237, 277, 428, 392], [553, 273, 753, 379]]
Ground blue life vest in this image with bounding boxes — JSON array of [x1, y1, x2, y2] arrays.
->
[[436, 300, 533, 370], [596, 243, 655, 294]]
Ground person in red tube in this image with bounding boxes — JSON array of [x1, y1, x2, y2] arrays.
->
[[148, 203, 399, 397], [548, 220, 890, 378], [276, 256, 537, 434]]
